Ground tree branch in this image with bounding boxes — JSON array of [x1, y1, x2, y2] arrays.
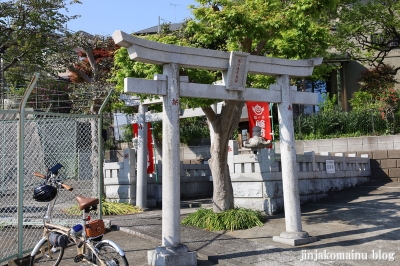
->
[[202, 105, 217, 123], [252, 40, 267, 55], [67, 66, 94, 83]]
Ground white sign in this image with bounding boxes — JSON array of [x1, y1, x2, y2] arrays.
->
[[326, 160, 335, 174]]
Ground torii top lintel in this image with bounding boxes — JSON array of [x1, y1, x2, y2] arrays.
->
[[113, 30, 322, 77]]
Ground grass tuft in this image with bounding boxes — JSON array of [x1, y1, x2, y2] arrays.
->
[[181, 207, 264, 231], [64, 198, 142, 216]]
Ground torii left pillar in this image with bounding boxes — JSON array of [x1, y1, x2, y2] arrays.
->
[[147, 64, 197, 265]]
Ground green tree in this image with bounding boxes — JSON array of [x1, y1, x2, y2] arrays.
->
[[358, 65, 397, 97], [185, 0, 344, 212], [354, 65, 399, 133], [334, 0, 400, 74], [113, 0, 343, 212], [0, 0, 81, 109], [0, 0, 80, 72]]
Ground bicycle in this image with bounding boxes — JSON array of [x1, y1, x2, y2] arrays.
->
[[29, 163, 129, 266]]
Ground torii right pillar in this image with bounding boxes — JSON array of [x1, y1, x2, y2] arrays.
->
[[273, 75, 317, 246]]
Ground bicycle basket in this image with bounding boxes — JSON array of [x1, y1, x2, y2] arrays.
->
[[33, 184, 57, 202]]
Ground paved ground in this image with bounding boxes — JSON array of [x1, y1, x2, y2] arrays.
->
[[7, 181, 400, 265]]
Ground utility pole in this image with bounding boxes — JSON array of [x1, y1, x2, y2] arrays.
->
[[158, 16, 166, 34]]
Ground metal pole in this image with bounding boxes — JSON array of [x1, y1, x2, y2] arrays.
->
[[17, 73, 40, 258], [1, 56, 4, 110], [97, 89, 114, 219]]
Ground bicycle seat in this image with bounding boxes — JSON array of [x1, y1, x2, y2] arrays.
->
[[75, 196, 99, 210]]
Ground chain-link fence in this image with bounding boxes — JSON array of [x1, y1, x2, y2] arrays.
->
[[0, 109, 101, 264]]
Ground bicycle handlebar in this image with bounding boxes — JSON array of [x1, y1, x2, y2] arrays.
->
[[34, 172, 45, 179], [34, 172, 74, 191], [62, 183, 73, 191]]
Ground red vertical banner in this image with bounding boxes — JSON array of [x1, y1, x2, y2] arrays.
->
[[246, 101, 272, 143], [132, 123, 155, 174]]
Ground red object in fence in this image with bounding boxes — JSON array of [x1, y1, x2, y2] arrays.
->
[[132, 123, 154, 174]]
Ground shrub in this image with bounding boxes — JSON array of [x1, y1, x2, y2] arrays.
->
[[64, 198, 142, 216], [181, 207, 264, 231]]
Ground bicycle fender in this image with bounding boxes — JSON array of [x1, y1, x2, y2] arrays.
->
[[30, 238, 47, 256], [95, 239, 125, 256]]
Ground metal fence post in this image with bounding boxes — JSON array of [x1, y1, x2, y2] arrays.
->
[[97, 89, 114, 219], [17, 73, 39, 258]]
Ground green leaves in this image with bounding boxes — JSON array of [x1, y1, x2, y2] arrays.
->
[[101, 201, 142, 216], [64, 198, 142, 216], [187, 0, 337, 60], [181, 207, 264, 231], [0, 0, 80, 72]]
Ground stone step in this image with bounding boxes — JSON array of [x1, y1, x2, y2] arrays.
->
[[180, 198, 212, 209]]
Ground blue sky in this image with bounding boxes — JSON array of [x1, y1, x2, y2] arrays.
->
[[64, 0, 196, 36]]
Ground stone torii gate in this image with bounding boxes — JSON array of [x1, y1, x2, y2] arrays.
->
[[113, 30, 321, 266]]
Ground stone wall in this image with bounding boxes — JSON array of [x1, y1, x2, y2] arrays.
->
[[103, 149, 135, 204], [274, 135, 400, 154], [181, 136, 400, 182], [228, 140, 371, 215], [273, 135, 400, 182], [104, 136, 400, 211], [181, 135, 400, 156], [103, 148, 212, 206], [367, 150, 400, 182], [147, 161, 213, 202]]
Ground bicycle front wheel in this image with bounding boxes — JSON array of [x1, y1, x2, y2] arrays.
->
[[95, 242, 129, 266], [30, 239, 64, 266]]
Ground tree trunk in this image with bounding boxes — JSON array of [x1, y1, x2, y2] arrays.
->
[[209, 136, 234, 212], [203, 100, 245, 212]]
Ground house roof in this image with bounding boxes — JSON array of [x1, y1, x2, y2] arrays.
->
[[134, 23, 182, 35]]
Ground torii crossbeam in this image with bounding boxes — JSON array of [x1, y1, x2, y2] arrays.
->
[[113, 30, 321, 266]]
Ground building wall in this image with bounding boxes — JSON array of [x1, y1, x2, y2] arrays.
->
[[342, 60, 368, 110]]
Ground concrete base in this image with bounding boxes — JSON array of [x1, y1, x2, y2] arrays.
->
[[148, 244, 197, 266], [273, 231, 318, 246]]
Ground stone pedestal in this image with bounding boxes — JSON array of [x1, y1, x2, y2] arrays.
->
[[273, 231, 317, 246], [148, 245, 197, 266]]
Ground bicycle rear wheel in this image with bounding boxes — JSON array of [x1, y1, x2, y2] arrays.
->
[[95, 242, 129, 266], [29, 239, 64, 266]]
